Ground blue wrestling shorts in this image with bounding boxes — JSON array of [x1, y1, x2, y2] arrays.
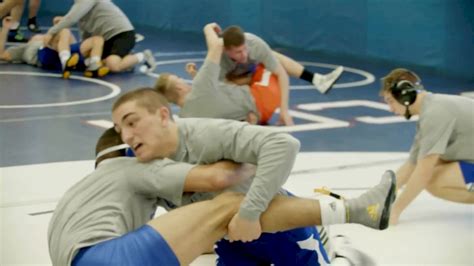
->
[[460, 161, 474, 190], [215, 191, 329, 266], [216, 226, 330, 266], [72, 225, 179, 266], [38, 43, 85, 71]]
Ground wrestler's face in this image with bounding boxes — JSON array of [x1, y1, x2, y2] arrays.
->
[[383, 91, 405, 116], [225, 44, 248, 64], [112, 100, 171, 162], [169, 75, 191, 94]]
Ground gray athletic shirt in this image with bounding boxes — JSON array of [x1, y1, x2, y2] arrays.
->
[[409, 93, 474, 164], [220, 33, 278, 80], [179, 60, 258, 121], [172, 118, 300, 220], [6, 41, 42, 65], [47, 0, 134, 41], [48, 157, 194, 266]]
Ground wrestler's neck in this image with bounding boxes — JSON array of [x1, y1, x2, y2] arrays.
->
[[176, 95, 186, 107], [409, 91, 427, 115], [176, 84, 191, 107], [164, 122, 180, 158]]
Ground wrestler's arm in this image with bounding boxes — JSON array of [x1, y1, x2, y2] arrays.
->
[[184, 161, 255, 192]]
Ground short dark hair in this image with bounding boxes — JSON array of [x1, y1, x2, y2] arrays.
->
[[95, 127, 125, 167], [222, 25, 245, 48]]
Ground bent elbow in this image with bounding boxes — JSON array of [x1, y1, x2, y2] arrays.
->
[[282, 134, 300, 155]]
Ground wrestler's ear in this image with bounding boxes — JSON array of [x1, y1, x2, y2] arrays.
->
[[158, 106, 172, 126]]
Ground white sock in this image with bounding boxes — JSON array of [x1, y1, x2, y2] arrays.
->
[[59, 51, 71, 69], [320, 198, 346, 226], [87, 56, 101, 70], [90, 56, 101, 63], [135, 52, 144, 63], [10, 22, 20, 30], [312, 73, 323, 84]]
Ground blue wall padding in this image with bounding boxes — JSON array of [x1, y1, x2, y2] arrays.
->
[[41, 0, 473, 79]]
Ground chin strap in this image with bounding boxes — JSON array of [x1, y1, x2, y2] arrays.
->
[[96, 144, 130, 159], [404, 106, 412, 120]]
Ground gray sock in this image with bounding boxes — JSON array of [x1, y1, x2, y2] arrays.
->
[[345, 170, 396, 230]]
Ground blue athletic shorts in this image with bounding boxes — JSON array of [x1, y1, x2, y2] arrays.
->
[[38, 42, 85, 71], [215, 191, 329, 266], [72, 225, 179, 266], [460, 161, 474, 184], [216, 226, 329, 266]]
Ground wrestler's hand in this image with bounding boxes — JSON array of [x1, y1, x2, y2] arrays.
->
[[53, 16, 63, 25], [204, 22, 222, 35], [214, 161, 255, 189], [246, 111, 258, 124], [185, 62, 197, 78], [203, 22, 223, 49], [228, 213, 261, 242], [277, 111, 294, 126]]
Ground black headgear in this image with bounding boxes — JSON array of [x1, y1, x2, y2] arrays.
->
[[390, 71, 423, 120]]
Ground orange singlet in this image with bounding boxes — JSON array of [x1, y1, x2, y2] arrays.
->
[[250, 64, 281, 124]]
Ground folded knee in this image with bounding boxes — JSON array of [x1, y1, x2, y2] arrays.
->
[[105, 62, 122, 72]]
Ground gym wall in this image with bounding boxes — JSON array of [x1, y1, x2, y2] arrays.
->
[[41, 0, 474, 79]]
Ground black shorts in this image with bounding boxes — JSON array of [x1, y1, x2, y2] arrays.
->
[[102, 30, 136, 58]]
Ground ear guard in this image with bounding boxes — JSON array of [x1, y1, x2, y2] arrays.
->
[[96, 144, 131, 159], [390, 71, 424, 120], [391, 80, 418, 107]]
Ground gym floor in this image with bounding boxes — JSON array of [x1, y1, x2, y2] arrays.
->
[[1, 23, 473, 265]]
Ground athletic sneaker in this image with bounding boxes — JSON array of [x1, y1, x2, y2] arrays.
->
[[7, 30, 28, 42], [312, 66, 344, 94], [84, 66, 110, 78], [62, 53, 80, 79], [28, 17, 41, 33], [143, 49, 157, 72], [332, 235, 376, 266], [317, 226, 333, 258], [28, 22, 41, 33], [344, 170, 396, 230]]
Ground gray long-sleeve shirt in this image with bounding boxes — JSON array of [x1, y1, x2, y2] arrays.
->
[[47, 0, 134, 41], [6, 41, 42, 65], [172, 118, 300, 220], [48, 157, 195, 266], [48, 120, 300, 265], [179, 60, 258, 121]]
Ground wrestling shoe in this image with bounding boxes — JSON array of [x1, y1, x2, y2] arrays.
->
[[312, 66, 344, 94], [333, 235, 376, 266], [62, 53, 80, 79], [344, 170, 396, 230]]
